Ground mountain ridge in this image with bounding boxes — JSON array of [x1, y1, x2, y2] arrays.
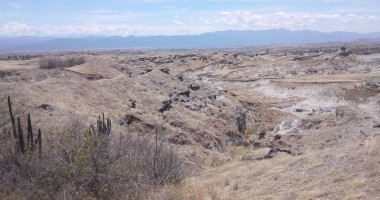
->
[[1, 29, 380, 52]]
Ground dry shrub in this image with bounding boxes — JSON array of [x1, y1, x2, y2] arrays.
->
[[343, 85, 379, 102], [40, 57, 85, 69], [0, 70, 14, 78], [0, 97, 185, 199], [150, 185, 207, 200]]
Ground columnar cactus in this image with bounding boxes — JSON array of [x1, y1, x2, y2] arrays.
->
[[107, 118, 111, 133], [7, 97, 42, 158], [37, 129, 42, 160], [7, 96, 17, 138], [17, 117, 25, 154], [96, 113, 111, 134], [27, 114, 34, 150], [236, 111, 247, 134]]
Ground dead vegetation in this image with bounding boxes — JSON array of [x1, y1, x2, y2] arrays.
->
[[40, 56, 85, 69], [343, 84, 380, 102], [0, 96, 184, 199]]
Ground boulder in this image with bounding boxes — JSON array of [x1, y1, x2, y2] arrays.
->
[[38, 104, 53, 111], [160, 68, 170, 74], [119, 114, 141, 126], [242, 148, 271, 161], [189, 84, 200, 91], [159, 99, 172, 113]]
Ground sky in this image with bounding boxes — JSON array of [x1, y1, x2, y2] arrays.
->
[[0, 0, 379, 37]]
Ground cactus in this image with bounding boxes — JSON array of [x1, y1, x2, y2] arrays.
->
[[7, 97, 42, 158], [102, 113, 106, 133], [27, 113, 34, 150], [36, 129, 42, 160], [95, 113, 111, 134], [17, 117, 25, 154], [107, 118, 111, 133], [8, 96, 17, 138], [236, 111, 247, 134], [97, 115, 102, 134]]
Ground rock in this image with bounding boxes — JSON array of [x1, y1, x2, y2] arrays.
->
[[177, 75, 183, 81], [178, 91, 190, 97], [274, 134, 281, 140], [189, 84, 200, 91], [38, 104, 53, 111], [253, 142, 260, 147], [160, 68, 170, 74], [142, 69, 152, 74], [129, 99, 136, 108], [258, 131, 266, 139], [119, 114, 141, 126], [208, 94, 217, 100], [242, 148, 271, 161], [159, 99, 172, 113]]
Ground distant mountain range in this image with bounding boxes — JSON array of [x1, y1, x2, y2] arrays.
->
[[1, 29, 380, 52]]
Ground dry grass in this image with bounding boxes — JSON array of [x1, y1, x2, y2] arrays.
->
[[229, 145, 250, 159], [1, 46, 380, 199], [149, 184, 208, 200], [0, 98, 185, 199], [186, 138, 372, 200], [343, 85, 379, 102]]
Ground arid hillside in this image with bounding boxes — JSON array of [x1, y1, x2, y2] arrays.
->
[[1, 42, 380, 199]]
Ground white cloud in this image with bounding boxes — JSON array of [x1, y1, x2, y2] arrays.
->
[[0, 11, 379, 37], [0, 21, 214, 36], [211, 11, 380, 32]]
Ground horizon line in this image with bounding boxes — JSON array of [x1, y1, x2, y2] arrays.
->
[[1, 28, 380, 38]]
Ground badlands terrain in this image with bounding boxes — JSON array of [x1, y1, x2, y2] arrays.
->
[[1, 42, 380, 199]]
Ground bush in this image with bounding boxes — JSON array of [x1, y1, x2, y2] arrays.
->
[[40, 57, 85, 69], [0, 113, 184, 199], [0, 96, 184, 199]]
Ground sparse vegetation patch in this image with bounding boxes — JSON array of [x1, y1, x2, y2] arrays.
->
[[40, 56, 85, 69]]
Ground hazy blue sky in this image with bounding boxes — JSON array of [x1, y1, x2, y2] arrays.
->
[[0, 0, 379, 36]]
